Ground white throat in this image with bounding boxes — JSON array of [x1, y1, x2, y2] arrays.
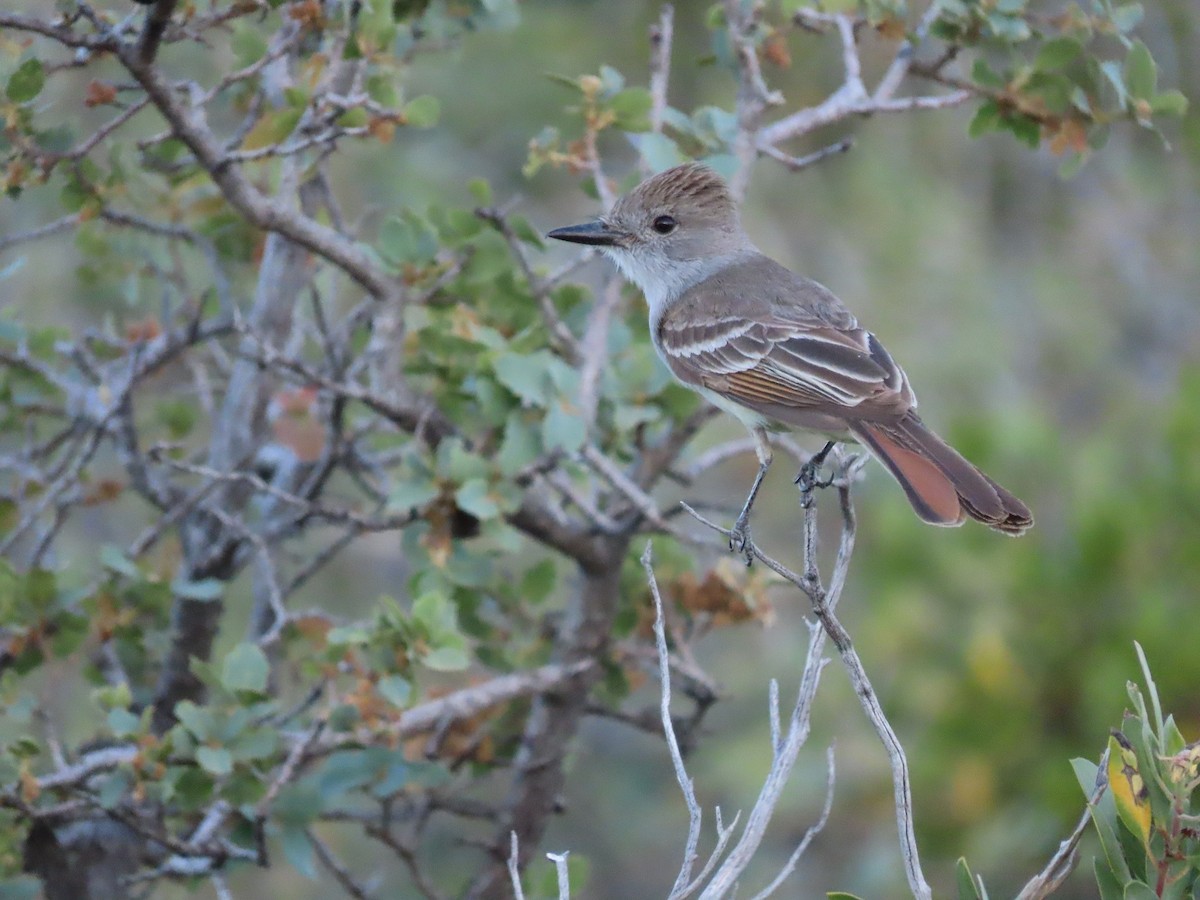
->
[[602, 246, 749, 330]]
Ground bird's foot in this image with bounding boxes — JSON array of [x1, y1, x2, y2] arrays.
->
[[728, 514, 755, 567], [794, 457, 835, 508]]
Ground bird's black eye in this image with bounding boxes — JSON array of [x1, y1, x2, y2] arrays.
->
[[652, 215, 678, 235]]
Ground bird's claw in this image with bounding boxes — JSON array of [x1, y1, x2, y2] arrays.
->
[[728, 516, 754, 567], [794, 459, 834, 506], [792, 460, 830, 496]]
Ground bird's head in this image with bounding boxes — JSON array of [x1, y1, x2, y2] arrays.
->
[[547, 163, 752, 299]]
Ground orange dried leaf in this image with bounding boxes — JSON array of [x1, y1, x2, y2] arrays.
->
[[124, 316, 162, 342], [84, 80, 118, 108], [83, 478, 125, 506], [368, 117, 396, 143], [762, 32, 792, 69]]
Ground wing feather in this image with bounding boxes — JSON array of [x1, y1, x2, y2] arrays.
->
[[658, 309, 914, 419]]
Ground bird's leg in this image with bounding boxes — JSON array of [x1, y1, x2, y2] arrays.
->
[[794, 440, 837, 507], [729, 429, 772, 566]]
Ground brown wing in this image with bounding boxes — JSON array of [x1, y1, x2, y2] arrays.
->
[[657, 311, 915, 423]]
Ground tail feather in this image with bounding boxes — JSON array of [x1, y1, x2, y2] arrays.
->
[[849, 413, 1033, 536]]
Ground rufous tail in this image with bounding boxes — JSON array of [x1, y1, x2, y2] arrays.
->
[[849, 413, 1033, 536]]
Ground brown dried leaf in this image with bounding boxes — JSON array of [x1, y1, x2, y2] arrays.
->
[[84, 80, 118, 108], [368, 116, 396, 143], [673, 559, 775, 628], [762, 32, 792, 69], [83, 478, 125, 506], [876, 15, 908, 41], [124, 316, 162, 343]]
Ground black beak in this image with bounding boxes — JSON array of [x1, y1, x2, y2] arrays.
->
[[546, 220, 625, 247]]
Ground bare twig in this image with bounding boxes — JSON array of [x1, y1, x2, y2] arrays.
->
[[646, 4, 675, 174], [683, 452, 930, 899], [641, 542, 705, 894], [507, 832, 526, 900], [546, 851, 570, 899], [748, 745, 836, 900], [308, 827, 372, 899], [1015, 755, 1107, 900]]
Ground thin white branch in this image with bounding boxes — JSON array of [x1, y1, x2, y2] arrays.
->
[[748, 744, 836, 900], [756, 8, 969, 155], [648, 5, 675, 138], [874, 0, 946, 103], [580, 444, 696, 543], [577, 277, 622, 429], [546, 851, 571, 899], [683, 453, 931, 899], [641, 542, 705, 896], [508, 832, 527, 900], [760, 138, 853, 174]]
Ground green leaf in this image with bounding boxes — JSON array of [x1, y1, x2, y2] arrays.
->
[[1072, 756, 1132, 883], [171, 576, 224, 601], [378, 214, 438, 265], [241, 108, 303, 151], [279, 824, 316, 879], [519, 559, 557, 603], [1035, 37, 1082, 72], [231, 23, 268, 67], [174, 700, 214, 741], [609, 87, 653, 131], [412, 591, 457, 635], [404, 95, 441, 128], [1095, 857, 1124, 900], [496, 412, 541, 476], [229, 727, 278, 761], [955, 858, 983, 899], [1110, 3, 1144, 33], [389, 478, 439, 512], [222, 643, 270, 693], [107, 708, 142, 738], [337, 107, 369, 128], [1125, 882, 1159, 900], [1124, 41, 1156, 100], [632, 132, 685, 173], [971, 59, 1007, 90], [468, 178, 492, 205], [455, 478, 500, 520], [1006, 114, 1041, 148], [493, 350, 554, 406], [376, 675, 411, 707], [985, 13, 1030, 42], [542, 399, 585, 453], [968, 100, 1002, 138], [827, 894, 867, 900], [6, 59, 45, 103], [510, 215, 545, 249], [1149, 90, 1188, 116], [99, 544, 140, 578], [423, 644, 469, 671], [1101, 61, 1128, 106], [196, 745, 233, 776], [327, 624, 370, 645]]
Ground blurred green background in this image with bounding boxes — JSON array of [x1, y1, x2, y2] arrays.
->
[[4, 0, 1199, 896]]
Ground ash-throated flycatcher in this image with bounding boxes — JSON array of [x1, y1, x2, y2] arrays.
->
[[548, 163, 1032, 552]]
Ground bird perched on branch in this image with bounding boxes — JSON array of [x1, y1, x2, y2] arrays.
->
[[548, 163, 1032, 558]]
